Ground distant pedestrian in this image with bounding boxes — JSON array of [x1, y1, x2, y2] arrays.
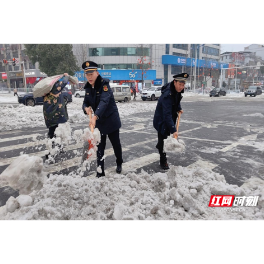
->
[[132, 86, 136, 100], [14, 88, 18, 96]]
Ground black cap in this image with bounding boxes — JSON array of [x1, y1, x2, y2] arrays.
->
[[173, 73, 189, 82], [82, 61, 98, 73]]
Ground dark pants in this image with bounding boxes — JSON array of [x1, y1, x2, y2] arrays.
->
[[156, 132, 168, 154], [48, 125, 58, 139], [97, 129, 123, 172]]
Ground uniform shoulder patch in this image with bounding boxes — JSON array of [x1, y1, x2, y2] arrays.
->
[[103, 85, 108, 92]]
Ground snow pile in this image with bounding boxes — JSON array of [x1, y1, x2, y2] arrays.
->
[[164, 136, 185, 153], [0, 154, 47, 195], [0, 165, 263, 220], [0, 98, 158, 131]]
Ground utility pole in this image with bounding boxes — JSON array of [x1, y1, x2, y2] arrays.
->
[[193, 44, 197, 92], [141, 44, 144, 90], [3, 44, 11, 92], [18, 44, 27, 90]]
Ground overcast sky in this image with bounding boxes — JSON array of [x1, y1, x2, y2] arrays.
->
[[221, 43, 264, 53]]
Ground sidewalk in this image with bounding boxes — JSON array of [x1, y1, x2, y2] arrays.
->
[[0, 93, 19, 106]]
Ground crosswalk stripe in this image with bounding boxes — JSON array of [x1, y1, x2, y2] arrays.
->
[[45, 138, 158, 174], [105, 153, 160, 175], [0, 133, 43, 143], [0, 137, 158, 170]]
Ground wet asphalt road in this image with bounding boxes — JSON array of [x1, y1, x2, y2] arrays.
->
[[0, 94, 264, 206]]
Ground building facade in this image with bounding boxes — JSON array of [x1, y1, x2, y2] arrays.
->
[[220, 50, 264, 90], [0, 44, 39, 88], [73, 44, 222, 88]]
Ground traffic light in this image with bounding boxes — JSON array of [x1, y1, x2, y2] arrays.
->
[[2, 59, 7, 64], [12, 58, 16, 66]]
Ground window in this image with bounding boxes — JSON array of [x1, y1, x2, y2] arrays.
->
[[122, 87, 129, 92], [166, 44, 170, 55], [116, 87, 121, 92], [89, 47, 149, 57], [111, 87, 115, 92], [202, 46, 219, 56], [173, 43, 188, 50], [173, 52, 187, 57]]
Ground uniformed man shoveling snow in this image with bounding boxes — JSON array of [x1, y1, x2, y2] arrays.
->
[[153, 73, 189, 170]]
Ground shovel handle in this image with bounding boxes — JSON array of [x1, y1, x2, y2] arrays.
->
[[89, 111, 94, 133], [174, 112, 182, 138]]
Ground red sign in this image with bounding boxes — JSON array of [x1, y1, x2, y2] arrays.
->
[[208, 195, 235, 207], [2, 73, 7, 79]]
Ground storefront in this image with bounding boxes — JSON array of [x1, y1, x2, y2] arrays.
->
[[162, 55, 229, 86], [74, 69, 156, 87], [8, 69, 47, 89]]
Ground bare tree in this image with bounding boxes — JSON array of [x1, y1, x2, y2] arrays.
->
[[72, 44, 89, 69], [133, 44, 152, 89]]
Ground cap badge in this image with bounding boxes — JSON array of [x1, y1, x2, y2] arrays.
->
[[86, 62, 90, 67], [184, 74, 187, 77]]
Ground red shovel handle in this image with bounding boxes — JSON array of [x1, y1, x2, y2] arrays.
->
[[89, 112, 94, 133]]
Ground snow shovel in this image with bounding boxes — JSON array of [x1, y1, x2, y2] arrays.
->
[[82, 111, 95, 162], [174, 112, 184, 143]]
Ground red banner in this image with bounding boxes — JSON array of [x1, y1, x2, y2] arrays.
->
[[2, 73, 7, 79], [227, 64, 235, 78]]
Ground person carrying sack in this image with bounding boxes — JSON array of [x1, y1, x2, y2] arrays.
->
[[43, 73, 69, 159]]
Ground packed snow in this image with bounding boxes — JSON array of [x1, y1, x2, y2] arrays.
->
[[1, 93, 264, 220], [164, 136, 185, 153], [0, 159, 263, 219]]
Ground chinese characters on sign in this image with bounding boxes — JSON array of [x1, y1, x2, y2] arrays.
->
[[208, 195, 259, 207]]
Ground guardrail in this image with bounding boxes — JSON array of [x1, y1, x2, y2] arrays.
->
[[0, 87, 33, 93]]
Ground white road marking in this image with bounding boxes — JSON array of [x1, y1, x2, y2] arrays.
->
[[105, 153, 160, 174], [187, 159, 218, 170], [0, 133, 44, 143]]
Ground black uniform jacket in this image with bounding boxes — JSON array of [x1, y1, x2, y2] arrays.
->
[[82, 75, 121, 135], [153, 81, 183, 136]]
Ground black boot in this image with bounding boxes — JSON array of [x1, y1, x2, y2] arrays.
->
[[116, 164, 122, 174], [160, 153, 169, 170], [96, 171, 105, 178]]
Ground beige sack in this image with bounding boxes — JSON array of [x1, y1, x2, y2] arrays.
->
[[33, 74, 79, 98]]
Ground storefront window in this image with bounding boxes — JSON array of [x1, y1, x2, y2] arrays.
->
[[173, 44, 188, 50], [89, 47, 149, 57]]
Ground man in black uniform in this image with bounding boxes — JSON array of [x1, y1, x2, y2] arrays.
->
[[153, 73, 189, 170], [82, 61, 123, 178]]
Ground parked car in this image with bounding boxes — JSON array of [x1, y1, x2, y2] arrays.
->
[[74, 89, 85, 98], [209, 88, 226, 97], [141, 86, 162, 101], [17, 90, 72, 106], [244, 86, 262, 97], [110, 85, 131, 102]]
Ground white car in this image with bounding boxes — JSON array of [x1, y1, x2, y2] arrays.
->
[[141, 86, 162, 101], [74, 90, 85, 98]]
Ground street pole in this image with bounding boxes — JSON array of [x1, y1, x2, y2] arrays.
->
[[3, 44, 11, 92], [22, 61, 27, 91], [193, 44, 197, 93], [235, 67, 237, 91], [18, 44, 27, 91]]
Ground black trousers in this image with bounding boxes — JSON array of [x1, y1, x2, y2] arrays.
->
[[97, 129, 123, 172], [156, 132, 168, 154], [48, 125, 58, 139]]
